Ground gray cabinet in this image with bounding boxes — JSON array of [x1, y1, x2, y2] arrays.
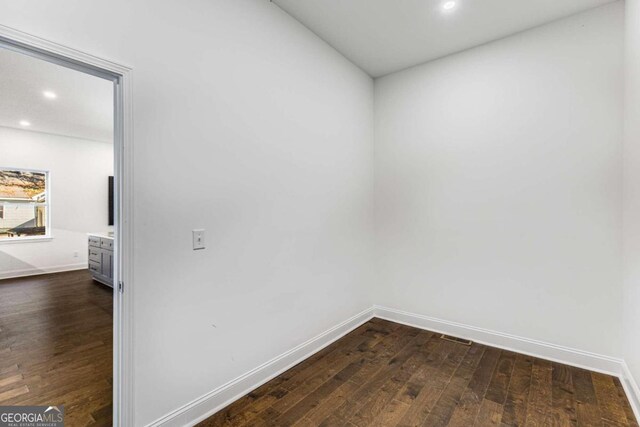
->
[[88, 235, 114, 287]]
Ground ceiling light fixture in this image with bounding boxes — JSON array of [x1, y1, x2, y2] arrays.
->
[[43, 91, 57, 99], [19, 120, 31, 127], [442, 1, 457, 11]]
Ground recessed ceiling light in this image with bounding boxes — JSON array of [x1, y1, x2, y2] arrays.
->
[[43, 91, 57, 99], [19, 120, 31, 127], [442, 1, 457, 11]]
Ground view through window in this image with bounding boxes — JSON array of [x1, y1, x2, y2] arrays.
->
[[0, 168, 49, 239]]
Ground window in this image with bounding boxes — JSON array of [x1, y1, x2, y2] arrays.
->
[[0, 169, 50, 240]]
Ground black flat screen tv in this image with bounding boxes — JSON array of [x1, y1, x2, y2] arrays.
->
[[108, 176, 114, 226]]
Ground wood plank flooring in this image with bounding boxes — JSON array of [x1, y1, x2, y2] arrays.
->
[[199, 318, 638, 427], [0, 270, 112, 426]]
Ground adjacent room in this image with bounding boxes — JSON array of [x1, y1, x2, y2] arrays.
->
[[1, 0, 640, 426], [0, 47, 115, 425]]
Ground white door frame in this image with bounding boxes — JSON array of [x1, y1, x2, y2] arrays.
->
[[0, 24, 134, 427]]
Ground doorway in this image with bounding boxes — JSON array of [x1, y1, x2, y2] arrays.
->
[[0, 27, 132, 426]]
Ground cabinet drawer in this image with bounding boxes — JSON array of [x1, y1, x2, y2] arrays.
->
[[89, 236, 101, 248], [100, 238, 113, 250], [89, 260, 101, 274], [88, 247, 101, 263]]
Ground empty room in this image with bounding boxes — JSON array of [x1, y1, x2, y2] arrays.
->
[[0, 0, 640, 426]]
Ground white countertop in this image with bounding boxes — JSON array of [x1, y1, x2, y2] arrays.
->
[[88, 232, 114, 240]]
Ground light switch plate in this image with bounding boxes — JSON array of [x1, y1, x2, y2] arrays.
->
[[192, 229, 205, 250]]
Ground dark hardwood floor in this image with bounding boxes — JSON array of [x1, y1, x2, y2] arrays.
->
[[2, 273, 634, 426], [199, 318, 638, 427], [0, 269, 112, 426]]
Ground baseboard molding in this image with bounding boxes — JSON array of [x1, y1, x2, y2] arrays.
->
[[148, 307, 375, 427], [0, 263, 87, 280], [146, 304, 640, 427], [374, 305, 624, 376], [621, 362, 640, 422]]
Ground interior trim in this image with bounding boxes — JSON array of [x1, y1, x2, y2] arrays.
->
[[148, 304, 640, 426], [0, 23, 135, 427], [373, 305, 624, 376], [147, 307, 376, 427], [621, 362, 640, 422], [0, 263, 86, 280], [375, 305, 640, 420], [374, 304, 640, 420]]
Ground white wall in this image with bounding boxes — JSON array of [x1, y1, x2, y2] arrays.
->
[[624, 0, 640, 391], [2, 0, 633, 423], [0, 127, 113, 278], [0, 1, 374, 425], [374, 3, 624, 357]]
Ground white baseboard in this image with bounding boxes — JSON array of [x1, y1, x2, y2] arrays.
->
[[0, 263, 87, 280], [147, 304, 640, 427], [148, 307, 375, 427], [621, 362, 640, 422], [373, 305, 624, 376], [376, 305, 640, 422]]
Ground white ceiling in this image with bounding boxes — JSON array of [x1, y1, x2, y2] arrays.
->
[[273, 0, 618, 77], [0, 47, 113, 143]]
